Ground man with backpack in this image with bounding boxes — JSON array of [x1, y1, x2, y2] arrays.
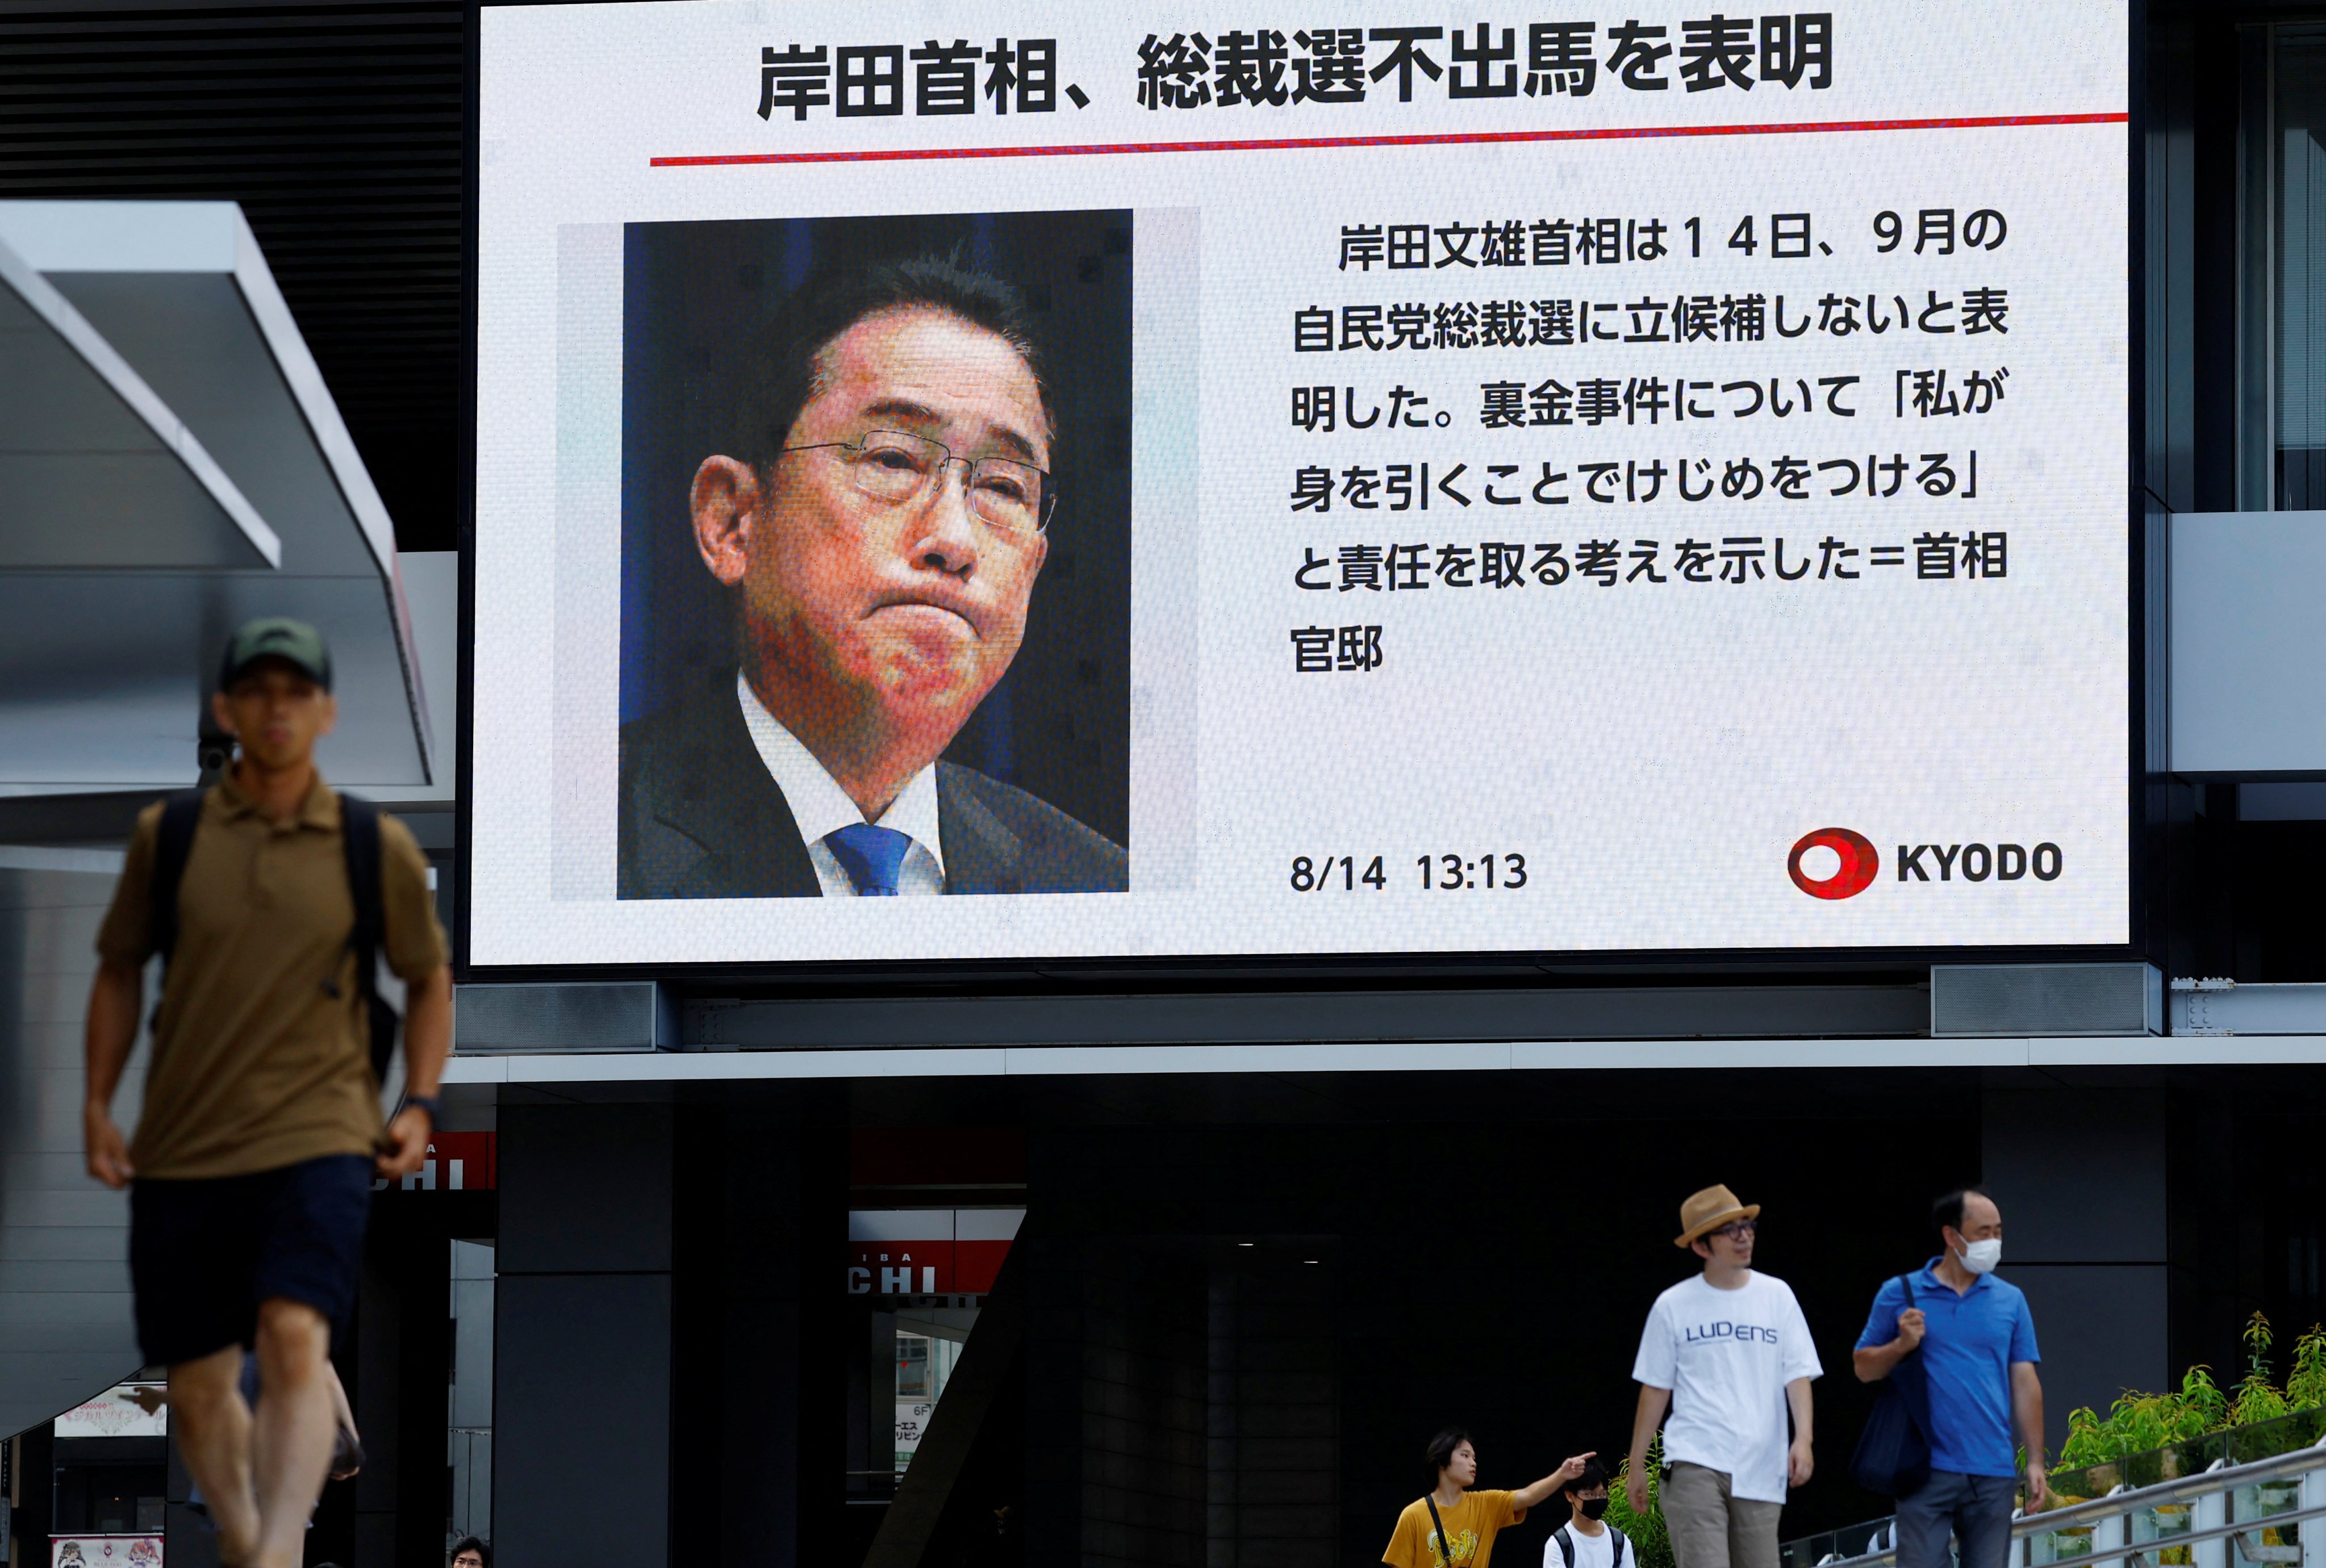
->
[[1853, 1188, 2045, 1568], [82, 618, 450, 1568], [1546, 1456, 1634, 1568]]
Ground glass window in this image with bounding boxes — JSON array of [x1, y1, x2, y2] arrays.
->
[[893, 1329, 962, 1474], [2249, 25, 2326, 508]]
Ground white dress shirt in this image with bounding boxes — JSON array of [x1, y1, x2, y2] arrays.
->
[[735, 672, 946, 896]]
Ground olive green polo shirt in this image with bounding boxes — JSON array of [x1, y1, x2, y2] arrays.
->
[[98, 773, 448, 1180]]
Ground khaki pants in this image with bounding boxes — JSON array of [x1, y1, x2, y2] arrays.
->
[[1661, 1461, 1782, 1568]]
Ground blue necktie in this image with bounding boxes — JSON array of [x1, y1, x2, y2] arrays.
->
[[824, 823, 913, 896]]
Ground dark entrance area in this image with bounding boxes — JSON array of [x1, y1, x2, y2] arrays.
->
[[1012, 1072, 1983, 1567], [473, 1066, 2045, 1568]]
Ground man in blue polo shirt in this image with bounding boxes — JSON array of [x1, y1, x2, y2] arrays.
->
[[1852, 1188, 2046, 1568]]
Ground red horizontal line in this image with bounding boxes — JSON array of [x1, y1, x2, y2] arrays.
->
[[651, 111, 2125, 168]]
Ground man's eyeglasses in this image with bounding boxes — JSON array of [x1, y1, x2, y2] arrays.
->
[[1711, 1220, 1759, 1241], [782, 429, 1055, 537]]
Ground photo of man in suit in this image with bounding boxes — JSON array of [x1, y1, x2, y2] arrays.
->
[[617, 255, 1130, 899]]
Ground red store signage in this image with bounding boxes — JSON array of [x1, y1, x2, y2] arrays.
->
[[846, 1208, 1022, 1295]]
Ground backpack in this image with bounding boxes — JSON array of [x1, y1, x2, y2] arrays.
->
[[1554, 1525, 1630, 1568], [149, 787, 401, 1084]]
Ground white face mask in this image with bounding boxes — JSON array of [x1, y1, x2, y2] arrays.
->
[[1955, 1237, 2002, 1274]]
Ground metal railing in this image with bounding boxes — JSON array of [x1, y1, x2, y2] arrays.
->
[[1803, 1435, 2326, 1568]]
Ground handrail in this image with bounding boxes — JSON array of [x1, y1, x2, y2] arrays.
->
[[2026, 1436, 2326, 1529], [1808, 1434, 2326, 1568], [2024, 1501, 2326, 1568]]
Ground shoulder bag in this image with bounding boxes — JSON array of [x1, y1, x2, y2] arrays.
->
[[1425, 1496, 1460, 1568], [1848, 1274, 1934, 1499]]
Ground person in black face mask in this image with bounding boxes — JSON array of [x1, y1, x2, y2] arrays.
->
[[1549, 1456, 1635, 1568]]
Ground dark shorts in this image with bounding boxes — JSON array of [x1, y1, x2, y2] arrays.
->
[[129, 1153, 373, 1368]]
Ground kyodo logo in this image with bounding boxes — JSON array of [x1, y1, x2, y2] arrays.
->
[[1789, 829, 2066, 899], [1788, 828, 1880, 900], [1896, 841, 2061, 884]]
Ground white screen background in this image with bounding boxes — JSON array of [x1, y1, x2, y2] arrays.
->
[[471, 0, 2129, 967]]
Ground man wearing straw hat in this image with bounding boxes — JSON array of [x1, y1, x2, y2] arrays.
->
[[1625, 1185, 1822, 1568]]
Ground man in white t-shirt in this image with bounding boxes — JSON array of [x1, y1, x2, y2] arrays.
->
[[1625, 1185, 1822, 1568], [1545, 1456, 1634, 1568]]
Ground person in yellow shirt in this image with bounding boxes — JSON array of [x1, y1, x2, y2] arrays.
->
[[1385, 1430, 1597, 1568]]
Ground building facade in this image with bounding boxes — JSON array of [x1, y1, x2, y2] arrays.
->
[[6, 4, 2326, 1568]]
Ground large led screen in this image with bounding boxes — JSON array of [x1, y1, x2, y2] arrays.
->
[[470, 0, 2129, 968]]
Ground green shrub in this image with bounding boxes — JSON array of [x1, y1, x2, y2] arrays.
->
[[2050, 1314, 2324, 1480], [2289, 1323, 2326, 1412], [1607, 1435, 1674, 1568], [2057, 1365, 2226, 1468], [2232, 1313, 2294, 1428]]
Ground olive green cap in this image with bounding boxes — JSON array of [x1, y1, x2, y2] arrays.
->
[[216, 617, 332, 692]]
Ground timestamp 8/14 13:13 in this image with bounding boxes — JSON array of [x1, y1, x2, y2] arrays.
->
[[1288, 854, 1529, 892]]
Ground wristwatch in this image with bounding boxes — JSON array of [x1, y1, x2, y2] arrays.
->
[[402, 1094, 442, 1127]]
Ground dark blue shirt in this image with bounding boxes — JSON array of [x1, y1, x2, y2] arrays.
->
[[1855, 1260, 2040, 1478]]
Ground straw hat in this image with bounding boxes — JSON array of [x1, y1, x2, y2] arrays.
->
[[1674, 1184, 1761, 1248]]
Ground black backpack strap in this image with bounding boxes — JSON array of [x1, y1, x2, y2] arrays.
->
[[341, 792, 383, 967], [1608, 1525, 1630, 1568], [337, 793, 400, 1083], [1554, 1525, 1576, 1568], [1426, 1497, 1457, 1568], [148, 789, 207, 967]]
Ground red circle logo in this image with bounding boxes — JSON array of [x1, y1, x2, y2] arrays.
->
[[1789, 828, 1879, 900]]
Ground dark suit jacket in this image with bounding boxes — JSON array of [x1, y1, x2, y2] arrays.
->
[[617, 673, 1129, 898]]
